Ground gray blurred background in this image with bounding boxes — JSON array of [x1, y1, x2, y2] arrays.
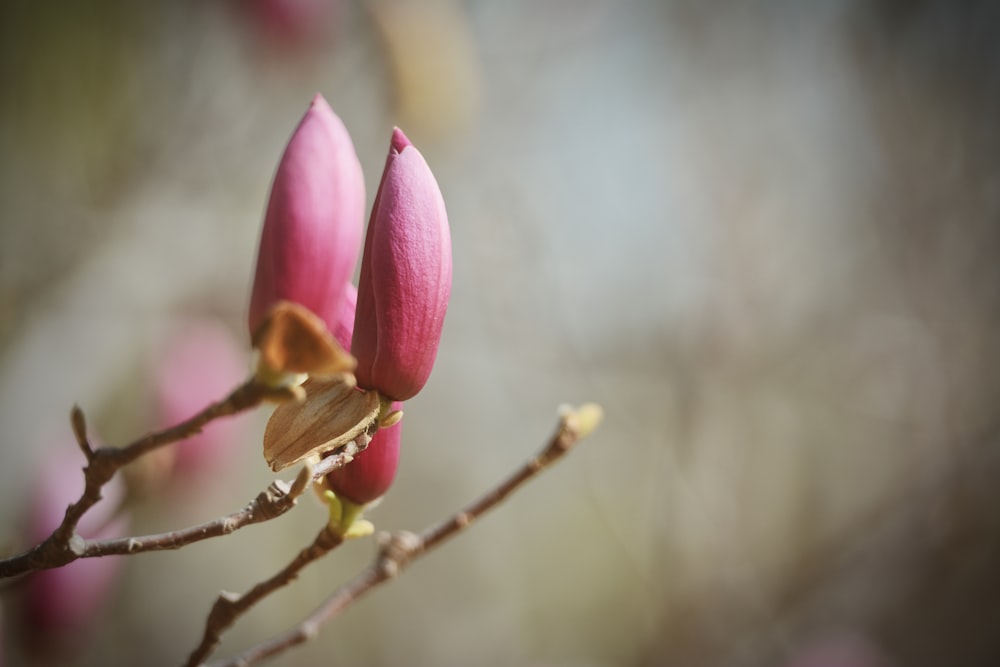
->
[[2, 0, 1000, 665]]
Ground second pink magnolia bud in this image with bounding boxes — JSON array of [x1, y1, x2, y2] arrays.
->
[[325, 403, 402, 505], [352, 128, 452, 401]]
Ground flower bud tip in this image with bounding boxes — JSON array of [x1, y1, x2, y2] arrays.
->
[[390, 126, 411, 153]]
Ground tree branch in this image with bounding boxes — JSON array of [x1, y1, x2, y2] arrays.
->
[[185, 523, 346, 667], [181, 433, 379, 665], [204, 403, 603, 667], [81, 466, 313, 558], [0, 379, 300, 578]]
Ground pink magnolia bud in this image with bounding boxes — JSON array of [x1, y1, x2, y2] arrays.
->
[[326, 402, 402, 505], [154, 319, 250, 477], [22, 447, 129, 637], [248, 93, 365, 339], [327, 280, 400, 505], [352, 128, 452, 401], [331, 282, 357, 352]]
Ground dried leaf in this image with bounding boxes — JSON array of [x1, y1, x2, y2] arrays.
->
[[263, 377, 380, 471], [252, 301, 356, 377]]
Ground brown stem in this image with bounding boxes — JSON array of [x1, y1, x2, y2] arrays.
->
[[185, 525, 346, 667], [82, 467, 312, 558], [204, 404, 602, 667], [0, 379, 299, 578]]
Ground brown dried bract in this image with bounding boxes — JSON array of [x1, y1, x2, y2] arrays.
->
[[252, 301, 356, 377], [263, 377, 381, 471]]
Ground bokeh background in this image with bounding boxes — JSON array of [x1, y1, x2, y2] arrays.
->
[[2, 1, 1000, 665]]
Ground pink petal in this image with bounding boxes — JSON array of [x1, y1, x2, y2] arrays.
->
[[248, 94, 365, 339], [331, 282, 357, 352]]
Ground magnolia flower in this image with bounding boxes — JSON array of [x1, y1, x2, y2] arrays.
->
[[22, 447, 129, 639], [248, 93, 365, 339], [353, 128, 452, 401], [261, 118, 449, 485]]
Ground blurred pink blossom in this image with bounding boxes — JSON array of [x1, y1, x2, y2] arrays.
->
[[21, 446, 130, 638], [238, 0, 341, 51], [154, 318, 250, 477]]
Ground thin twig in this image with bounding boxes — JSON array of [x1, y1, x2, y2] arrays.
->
[[70, 405, 94, 460], [185, 525, 345, 667], [180, 432, 374, 665], [0, 379, 298, 578], [205, 403, 603, 667], [82, 466, 313, 559], [310, 431, 372, 481]]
